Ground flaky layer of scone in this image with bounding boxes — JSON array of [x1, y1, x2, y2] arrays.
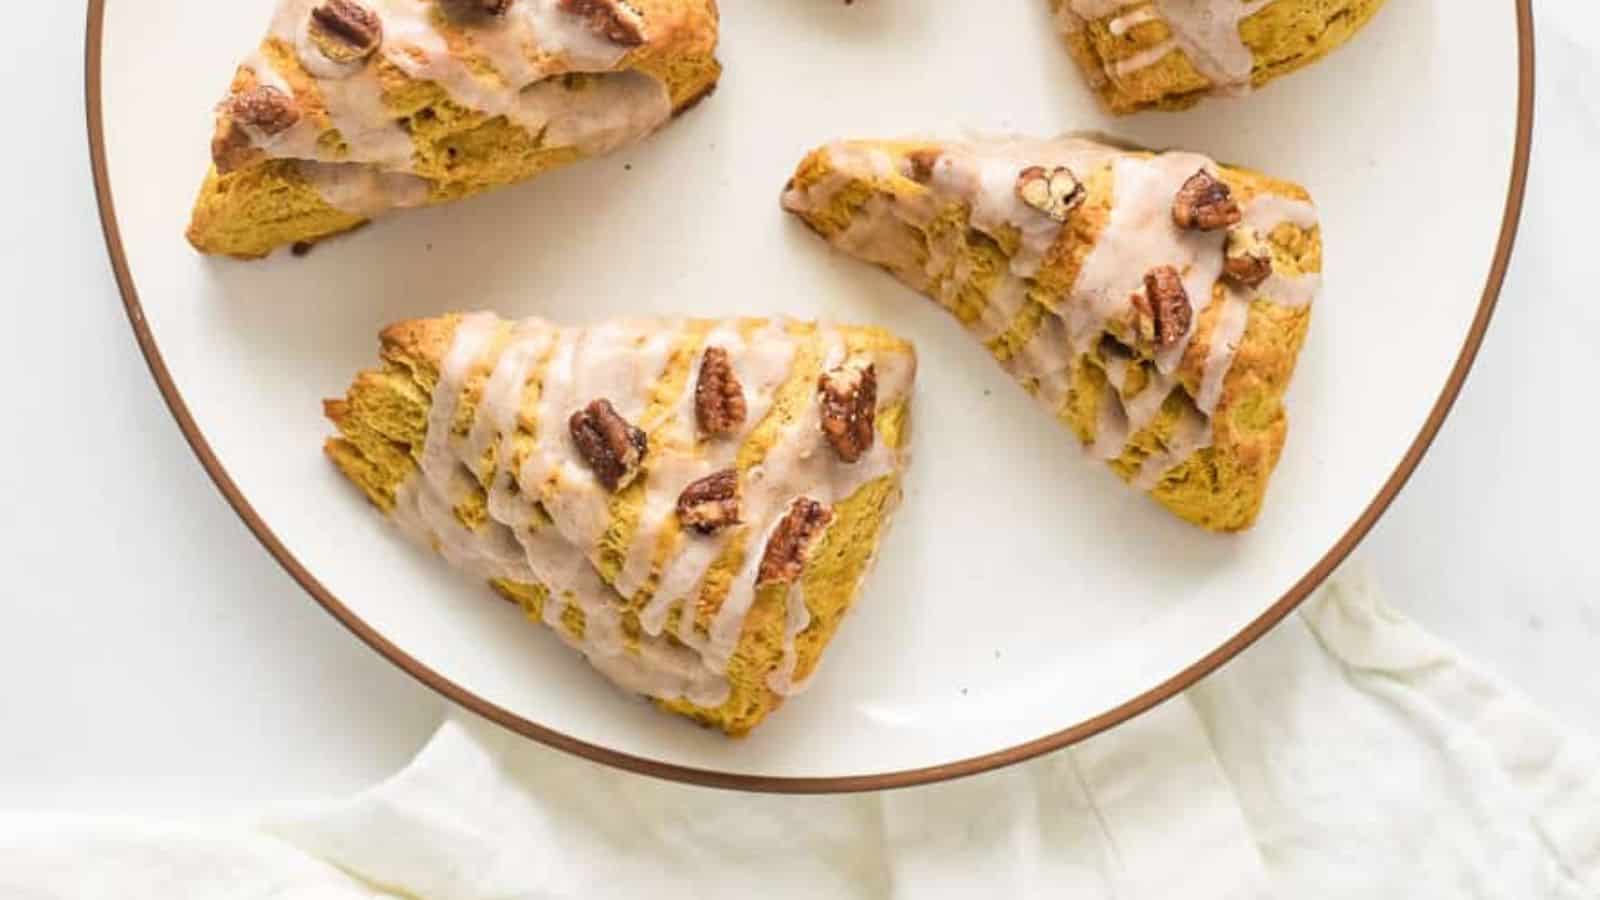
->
[[325, 313, 916, 735], [188, 0, 721, 259], [1052, 0, 1388, 114], [783, 136, 1320, 532]]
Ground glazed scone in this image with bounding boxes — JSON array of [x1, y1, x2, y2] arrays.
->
[[325, 313, 916, 735], [188, 0, 721, 259], [783, 136, 1320, 531], [1053, 0, 1388, 114]]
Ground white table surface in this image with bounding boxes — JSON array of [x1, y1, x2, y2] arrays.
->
[[1, 2, 1594, 816]]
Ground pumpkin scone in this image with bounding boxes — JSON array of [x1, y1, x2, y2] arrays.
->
[[783, 136, 1320, 532], [325, 313, 916, 735], [188, 0, 721, 259], [1052, 0, 1389, 114]]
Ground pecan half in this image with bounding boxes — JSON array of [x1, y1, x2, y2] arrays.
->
[[818, 358, 877, 463], [440, 0, 512, 18], [905, 148, 942, 184], [569, 399, 647, 491], [1144, 266, 1193, 350], [557, 0, 646, 47], [309, 0, 384, 64], [757, 498, 835, 586], [694, 346, 747, 437], [676, 469, 741, 535], [1172, 170, 1241, 232], [1016, 165, 1085, 223], [210, 122, 256, 173], [223, 85, 300, 136], [1222, 226, 1274, 289]]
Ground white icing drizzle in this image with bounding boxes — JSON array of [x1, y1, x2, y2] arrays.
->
[[295, 161, 431, 217], [393, 474, 532, 583], [973, 275, 1030, 343], [482, 329, 553, 545], [765, 581, 813, 696], [1005, 301, 1078, 413], [1238, 195, 1322, 309], [1257, 271, 1321, 309], [1090, 373, 1132, 458], [1112, 40, 1184, 78], [420, 311, 499, 504], [521, 0, 637, 69], [659, 327, 914, 692], [519, 70, 673, 155], [465, 319, 541, 468], [519, 320, 679, 559], [1240, 193, 1319, 231], [622, 323, 798, 622], [1060, 0, 1274, 96], [716, 338, 912, 693], [705, 330, 843, 668], [1195, 286, 1251, 414], [929, 140, 1121, 279], [1131, 402, 1213, 489], [1109, 7, 1159, 36], [380, 314, 913, 708], [389, 316, 710, 706], [684, 325, 906, 697], [834, 196, 931, 286], [783, 136, 1321, 494], [230, 0, 671, 216], [1077, 152, 1228, 372], [402, 312, 538, 584]]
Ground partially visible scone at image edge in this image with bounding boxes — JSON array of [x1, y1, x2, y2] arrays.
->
[[325, 312, 916, 736], [1052, 0, 1389, 114], [187, 0, 721, 260]]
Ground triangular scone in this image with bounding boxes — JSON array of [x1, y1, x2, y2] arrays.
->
[[188, 0, 720, 259], [783, 136, 1320, 532], [1051, 0, 1388, 114], [325, 313, 916, 735]]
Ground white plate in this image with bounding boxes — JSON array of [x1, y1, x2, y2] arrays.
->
[[89, 0, 1532, 790]]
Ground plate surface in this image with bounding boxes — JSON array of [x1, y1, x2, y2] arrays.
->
[[89, 0, 1531, 790]]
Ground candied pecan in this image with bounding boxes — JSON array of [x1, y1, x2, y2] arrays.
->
[[694, 346, 747, 437], [1016, 165, 1085, 223], [1172, 170, 1242, 232], [439, 0, 512, 17], [905, 148, 942, 184], [223, 85, 300, 136], [757, 498, 835, 586], [1222, 226, 1274, 289], [309, 0, 383, 63], [210, 122, 255, 173], [569, 399, 647, 491], [557, 0, 646, 47], [1144, 266, 1193, 349], [818, 358, 877, 463], [676, 469, 741, 535]]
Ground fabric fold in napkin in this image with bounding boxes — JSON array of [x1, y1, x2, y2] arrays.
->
[[4, 568, 1598, 899]]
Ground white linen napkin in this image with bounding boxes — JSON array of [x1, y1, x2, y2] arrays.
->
[[4, 569, 1598, 899]]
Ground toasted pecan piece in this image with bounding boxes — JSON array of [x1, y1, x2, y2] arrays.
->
[[1172, 170, 1242, 232], [757, 498, 834, 586], [570, 399, 647, 491]]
